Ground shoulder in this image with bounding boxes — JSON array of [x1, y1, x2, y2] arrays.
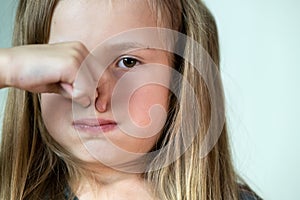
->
[[64, 186, 79, 200], [239, 185, 263, 200]]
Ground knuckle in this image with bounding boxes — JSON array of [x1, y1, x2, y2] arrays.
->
[[73, 41, 85, 49], [70, 48, 85, 64], [72, 42, 85, 53], [70, 48, 82, 59], [67, 57, 81, 69]]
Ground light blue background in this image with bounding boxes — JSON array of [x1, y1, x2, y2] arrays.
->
[[0, 0, 16, 133], [1, 1, 300, 199]]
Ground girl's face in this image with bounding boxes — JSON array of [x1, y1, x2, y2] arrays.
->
[[41, 0, 171, 167]]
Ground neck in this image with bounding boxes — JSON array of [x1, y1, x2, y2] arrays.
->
[[69, 162, 154, 200]]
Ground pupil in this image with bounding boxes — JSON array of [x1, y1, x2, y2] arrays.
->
[[123, 58, 136, 68]]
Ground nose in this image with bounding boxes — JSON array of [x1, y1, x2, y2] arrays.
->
[[94, 69, 114, 113]]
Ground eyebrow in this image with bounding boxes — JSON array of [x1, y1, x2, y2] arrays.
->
[[107, 42, 150, 52], [91, 40, 166, 62]]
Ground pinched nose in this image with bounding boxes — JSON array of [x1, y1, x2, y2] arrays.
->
[[94, 69, 115, 113]]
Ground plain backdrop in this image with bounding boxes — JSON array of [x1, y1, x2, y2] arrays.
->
[[1, 0, 300, 199]]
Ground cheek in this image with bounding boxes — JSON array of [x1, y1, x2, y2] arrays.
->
[[105, 85, 169, 155], [40, 94, 95, 160], [129, 84, 169, 127], [40, 94, 72, 143]]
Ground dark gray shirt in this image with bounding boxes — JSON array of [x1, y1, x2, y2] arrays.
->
[[64, 187, 262, 200]]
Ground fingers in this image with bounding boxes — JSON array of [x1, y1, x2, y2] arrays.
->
[[7, 41, 100, 108], [60, 82, 73, 98], [57, 42, 95, 107], [72, 52, 102, 107], [60, 83, 92, 107], [72, 89, 92, 107], [45, 83, 90, 107]]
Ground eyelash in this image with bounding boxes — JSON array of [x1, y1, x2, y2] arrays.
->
[[116, 56, 141, 69]]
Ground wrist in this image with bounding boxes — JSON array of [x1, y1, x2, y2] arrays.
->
[[0, 48, 11, 88]]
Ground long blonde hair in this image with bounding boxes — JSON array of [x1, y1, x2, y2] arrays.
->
[[1, 0, 243, 199]]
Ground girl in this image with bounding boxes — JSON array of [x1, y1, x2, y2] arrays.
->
[[0, 0, 262, 199]]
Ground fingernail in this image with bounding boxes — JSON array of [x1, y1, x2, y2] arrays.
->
[[60, 83, 73, 97]]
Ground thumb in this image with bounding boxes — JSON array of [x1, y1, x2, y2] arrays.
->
[[60, 83, 91, 107], [72, 88, 92, 107]]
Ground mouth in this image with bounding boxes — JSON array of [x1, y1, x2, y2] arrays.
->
[[72, 118, 117, 134]]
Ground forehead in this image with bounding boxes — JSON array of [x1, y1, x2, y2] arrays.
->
[[49, 0, 157, 50]]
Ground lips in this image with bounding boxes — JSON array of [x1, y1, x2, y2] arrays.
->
[[72, 118, 117, 133]]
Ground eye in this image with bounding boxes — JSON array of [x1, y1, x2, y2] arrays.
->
[[117, 57, 140, 69]]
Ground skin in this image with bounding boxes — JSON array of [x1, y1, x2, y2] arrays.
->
[[43, 0, 171, 199], [0, 43, 91, 105], [0, 0, 172, 199]]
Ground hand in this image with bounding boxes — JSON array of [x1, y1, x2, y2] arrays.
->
[[0, 42, 97, 106]]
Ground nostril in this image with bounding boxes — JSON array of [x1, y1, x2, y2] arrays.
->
[[94, 89, 99, 99], [95, 97, 107, 112]]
